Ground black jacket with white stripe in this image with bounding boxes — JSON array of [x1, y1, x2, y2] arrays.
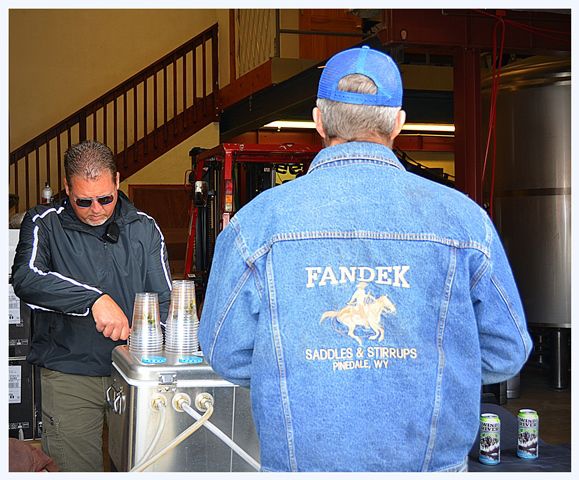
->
[[11, 191, 172, 376]]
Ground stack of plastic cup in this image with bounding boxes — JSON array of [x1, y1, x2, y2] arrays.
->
[[128, 292, 163, 356], [164, 280, 200, 358]]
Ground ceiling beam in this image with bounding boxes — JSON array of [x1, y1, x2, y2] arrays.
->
[[378, 9, 570, 55]]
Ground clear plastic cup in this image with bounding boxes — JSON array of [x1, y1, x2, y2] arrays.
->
[[165, 280, 200, 355], [128, 292, 163, 355]]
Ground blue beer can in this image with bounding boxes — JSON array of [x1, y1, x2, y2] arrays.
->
[[479, 413, 501, 465], [517, 409, 539, 459]]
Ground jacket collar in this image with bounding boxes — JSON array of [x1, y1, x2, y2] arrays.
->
[[308, 141, 405, 174], [60, 190, 139, 231]]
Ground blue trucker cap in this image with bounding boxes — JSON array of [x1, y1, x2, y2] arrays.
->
[[317, 46, 403, 107]]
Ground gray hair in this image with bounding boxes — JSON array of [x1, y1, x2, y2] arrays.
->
[[316, 74, 400, 142], [64, 140, 117, 186]]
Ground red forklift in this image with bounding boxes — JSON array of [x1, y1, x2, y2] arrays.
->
[[184, 143, 320, 304]]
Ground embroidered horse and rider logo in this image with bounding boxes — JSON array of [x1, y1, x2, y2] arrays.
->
[[320, 282, 396, 345]]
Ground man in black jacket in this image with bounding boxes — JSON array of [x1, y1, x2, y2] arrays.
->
[[11, 140, 172, 471]]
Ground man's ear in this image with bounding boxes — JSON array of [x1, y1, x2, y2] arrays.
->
[[64, 177, 70, 196], [115, 172, 120, 190], [312, 107, 326, 140], [391, 109, 406, 140]]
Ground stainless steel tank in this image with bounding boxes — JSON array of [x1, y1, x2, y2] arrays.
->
[[482, 56, 571, 330]]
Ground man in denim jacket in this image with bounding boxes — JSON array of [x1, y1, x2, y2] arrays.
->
[[199, 46, 532, 472]]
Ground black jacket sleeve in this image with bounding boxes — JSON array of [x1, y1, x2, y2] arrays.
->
[[11, 211, 103, 316]]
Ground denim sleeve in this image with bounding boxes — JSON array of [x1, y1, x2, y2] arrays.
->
[[198, 221, 260, 387], [471, 219, 533, 385]]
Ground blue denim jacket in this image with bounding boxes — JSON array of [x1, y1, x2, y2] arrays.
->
[[199, 142, 532, 472]]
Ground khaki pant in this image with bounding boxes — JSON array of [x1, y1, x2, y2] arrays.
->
[[40, 368, 113, 472]]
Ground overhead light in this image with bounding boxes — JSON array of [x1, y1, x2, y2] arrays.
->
[[262, 120, 316, 130], [262, 120, 455, 134], [402, 123, 455, 133]]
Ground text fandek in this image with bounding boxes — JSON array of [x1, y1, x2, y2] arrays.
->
[[305, 266, 410, 288]]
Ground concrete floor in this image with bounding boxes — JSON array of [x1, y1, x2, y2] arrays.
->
[[503, 363, 571, 446]]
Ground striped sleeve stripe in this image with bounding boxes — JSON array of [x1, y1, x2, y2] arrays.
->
[[26, 302, 90, 317], [31, 206, 65, 222], [28, 209, 103, 303], [137, 211, 172, 291]]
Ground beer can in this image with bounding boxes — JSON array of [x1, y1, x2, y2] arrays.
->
[[517, 409, 539, 459], [479, 413, 501, 465]]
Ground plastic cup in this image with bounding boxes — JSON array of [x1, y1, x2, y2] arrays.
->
[[128, 292, 163, 355], [165, 281, 200, 355]]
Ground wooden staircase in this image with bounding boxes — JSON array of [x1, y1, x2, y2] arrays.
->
[[9, 24, 219, 212]]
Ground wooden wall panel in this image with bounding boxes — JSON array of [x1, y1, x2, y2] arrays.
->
[[299, 9, 363, 60], [229, 129, 323, 147], [128, 184, 190, 277]]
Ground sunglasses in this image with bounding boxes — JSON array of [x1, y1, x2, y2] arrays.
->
[[74, 194, 115, 208]]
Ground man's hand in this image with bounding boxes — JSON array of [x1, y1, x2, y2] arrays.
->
[[92, 294, 130, 341]]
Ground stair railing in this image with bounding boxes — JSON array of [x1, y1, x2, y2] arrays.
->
[[9, 23, 219, 212]]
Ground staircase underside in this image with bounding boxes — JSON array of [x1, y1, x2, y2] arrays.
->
[[116, 94, 218, 180]]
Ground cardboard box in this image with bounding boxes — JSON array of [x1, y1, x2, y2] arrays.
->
[[9, 358, 35, 440], [8, 283, 32, 357]]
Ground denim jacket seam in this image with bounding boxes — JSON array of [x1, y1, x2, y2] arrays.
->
[[482, 209, 494, 246], [245, 231, 489, 256], [490, 273, 531, 359], [233, 221, 265, 299], [422, 246, 457, 471], [308, 144, 405, 173], [247, 244, 271, 265], [206, 266, 254, 363], [470, 254, 490, 291], [231, 217, 250, 258], [266, 253, 298, 471], [309, 157, 405, 173]]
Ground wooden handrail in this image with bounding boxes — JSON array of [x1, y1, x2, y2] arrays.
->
[[9, 23, 219, 212]]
